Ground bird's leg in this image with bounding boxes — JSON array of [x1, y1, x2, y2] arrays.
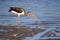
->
[[18, 14, 20, 26]]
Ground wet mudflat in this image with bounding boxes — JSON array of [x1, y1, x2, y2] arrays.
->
[[0, 25, 45, 40]]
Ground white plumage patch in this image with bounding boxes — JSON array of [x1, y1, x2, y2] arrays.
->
[[11, 10, 24, 15]]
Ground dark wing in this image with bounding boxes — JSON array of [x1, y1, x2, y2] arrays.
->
[[9, 7, 25, 13], [15, 8, 24, 13]]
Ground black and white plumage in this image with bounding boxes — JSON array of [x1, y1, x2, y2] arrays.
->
[[9, 7, 33, 25]]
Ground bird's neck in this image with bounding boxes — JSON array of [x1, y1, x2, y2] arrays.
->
[[24, 12, 28, 16]]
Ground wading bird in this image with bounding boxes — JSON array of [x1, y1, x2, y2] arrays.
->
[[8, 7, 35, 25]]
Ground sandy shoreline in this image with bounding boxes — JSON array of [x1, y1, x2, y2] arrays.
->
[[0, 25, 44, 40], [0, 25, 60, 40]]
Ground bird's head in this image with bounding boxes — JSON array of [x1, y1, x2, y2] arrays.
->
[[27, 11, 35, 17], [25, 11, 37, 21], [27, 11, 32, 15], [26, 11, 32, 15], [24, 11, 33, 16]]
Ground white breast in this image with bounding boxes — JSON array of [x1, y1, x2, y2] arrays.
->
[[11, 10, 24, 15]]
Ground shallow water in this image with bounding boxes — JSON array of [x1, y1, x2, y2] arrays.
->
[[0, 0, 60, 40], [0, 0, 60, 27], [0, 15, 60, 27]]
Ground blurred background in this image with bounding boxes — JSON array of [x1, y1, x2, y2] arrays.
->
[[0, 0, 60, 26]]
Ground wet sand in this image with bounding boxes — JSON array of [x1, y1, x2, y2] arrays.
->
[[0, 25, 44, 40]]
